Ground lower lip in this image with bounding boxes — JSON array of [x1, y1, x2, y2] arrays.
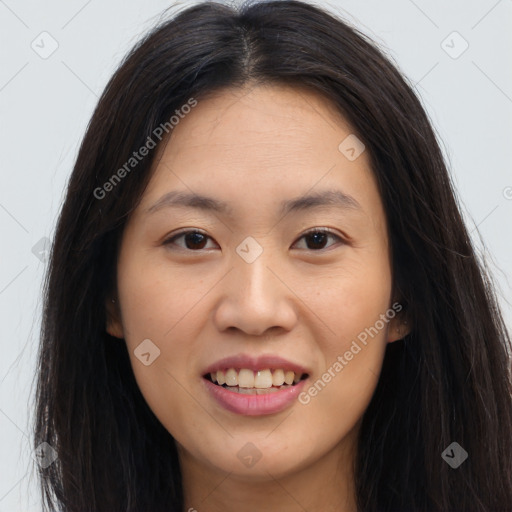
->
[[203, 377, 308, 416]]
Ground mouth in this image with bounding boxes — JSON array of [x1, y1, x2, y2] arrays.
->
[[203, 368, 309, 395], [201, 354, 311, 415]]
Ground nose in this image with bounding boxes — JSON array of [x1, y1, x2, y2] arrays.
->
[[212, 248, 298, 338]]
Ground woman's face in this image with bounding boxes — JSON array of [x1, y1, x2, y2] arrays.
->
[[107, 84, 404, 482]]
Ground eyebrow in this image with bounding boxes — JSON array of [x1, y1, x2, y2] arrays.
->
[[145, 189, 361, 217]]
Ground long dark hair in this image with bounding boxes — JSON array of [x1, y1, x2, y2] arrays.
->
[[34, 1, 512, 510]]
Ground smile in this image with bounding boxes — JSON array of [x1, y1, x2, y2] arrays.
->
[[205, 368, 308, 394], [201, 354, 311, 415]]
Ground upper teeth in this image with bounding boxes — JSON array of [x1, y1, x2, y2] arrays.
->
[[209, 368, 304, 388]]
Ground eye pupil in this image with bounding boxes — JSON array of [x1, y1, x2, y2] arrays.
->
[[185, 232, 207, 249], [307, 232, 327, 249]]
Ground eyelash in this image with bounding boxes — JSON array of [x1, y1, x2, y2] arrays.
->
[[162, 228, 345, 252]]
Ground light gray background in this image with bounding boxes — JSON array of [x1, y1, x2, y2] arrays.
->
[[1, 0, 511, 509]]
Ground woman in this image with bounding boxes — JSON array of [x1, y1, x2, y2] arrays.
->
[[34, 1, 512, 511]]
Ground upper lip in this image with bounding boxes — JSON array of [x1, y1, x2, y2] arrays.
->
[[202, 354, 311, 376]]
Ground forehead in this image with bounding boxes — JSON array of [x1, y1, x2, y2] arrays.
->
[[135, 83, 383, 227], [163, 83, 353, 160]]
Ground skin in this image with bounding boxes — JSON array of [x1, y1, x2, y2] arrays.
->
[[106, 83, 410, 512]]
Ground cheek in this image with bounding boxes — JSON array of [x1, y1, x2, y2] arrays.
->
[[116, 257, 206, 418], [118, 251, 207, 346], [307, 249, 392, 348], [298, 251, 391, 415]]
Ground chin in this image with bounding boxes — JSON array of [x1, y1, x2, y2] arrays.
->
[[195, 437, 316, 481]]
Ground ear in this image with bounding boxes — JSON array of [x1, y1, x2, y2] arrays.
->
[[386, 312, 411, 343], [105, 296, 124, 339]]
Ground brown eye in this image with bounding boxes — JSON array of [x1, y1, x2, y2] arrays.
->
[[183, 232, 208, 250], [164, 230, 216, 251], [294, 229, 343, 251]]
